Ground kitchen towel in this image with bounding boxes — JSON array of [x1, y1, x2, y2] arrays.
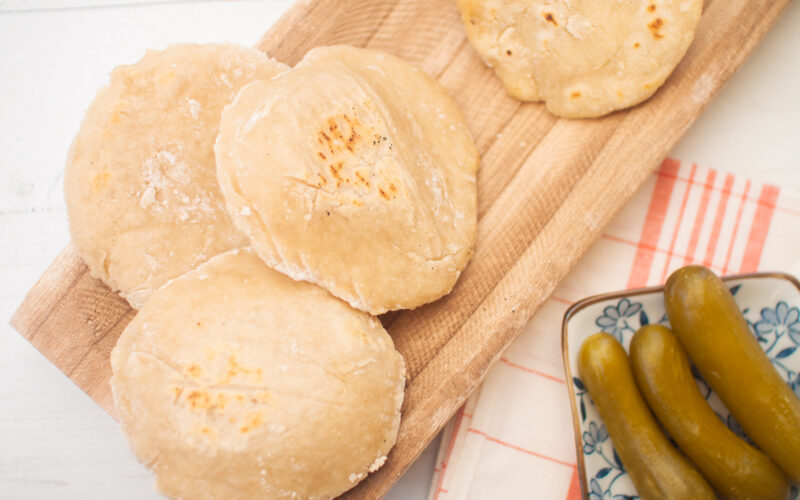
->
[[428, 158, 800, 499]]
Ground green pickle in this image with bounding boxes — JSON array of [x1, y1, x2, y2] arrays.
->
[[665, 265, 800, 482], [630, 324, 789, 499], [577, 333, 715, 500]]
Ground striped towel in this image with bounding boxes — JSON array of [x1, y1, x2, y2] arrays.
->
[[428, 158, 800, 499]]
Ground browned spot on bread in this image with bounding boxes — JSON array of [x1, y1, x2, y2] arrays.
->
[[321, 114, 362, 155], [543, 12, 557, 26], [185, 390, 227, 411], [329, 162, 345, 185], [378, 188, 389, 200], [346, 122, 359, 151], [354, 171, 370, 187], [648, 18, 664, 39], [200, 427, 214, 436], [319, 130, 335, 156], [647, 4, 656, 12], [185, 364, 202, 378], [240, 412, 263, 433], [389, 184, 397, 194], [633, 42, 641, 48], [187, 390, 211, 410], [317, 173, 327, 186], [221, 357, 261, 384], [90, 171, 111, 194], [506, 49, 512, 56], [312, 112, 376, 188], [215, 393, 227, 410], [571, 91, 581, 98]]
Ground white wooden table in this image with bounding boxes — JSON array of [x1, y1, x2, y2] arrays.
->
[[1, 1, 798, 498]]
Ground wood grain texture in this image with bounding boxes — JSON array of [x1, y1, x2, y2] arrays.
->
[[10, 0, 790, 497]]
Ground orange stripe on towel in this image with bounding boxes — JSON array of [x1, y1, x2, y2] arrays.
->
[[500, 357, 566, 384], [659, 163, 697, 283], [466, 428, 575, 468], [703, 173, 735, 269], [433, 406, 470, 499], [627, 158, 680, 288], [566, 465, 582, 500], [740, 185, 779, 272], [722, 180, 751, 274], [683, 168, 717, 265]]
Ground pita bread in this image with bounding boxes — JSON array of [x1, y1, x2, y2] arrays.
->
[[64, 43, 288, 308], [111, 248, 405, 500], [215, 45, 479, 314], [458, 0, 702, 117]]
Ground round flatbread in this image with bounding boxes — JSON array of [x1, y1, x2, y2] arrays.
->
[[64, 43, 288, 308], [458, 0, 702, 118], [111, 248, 405, 500], [215, 45, 479, 315]]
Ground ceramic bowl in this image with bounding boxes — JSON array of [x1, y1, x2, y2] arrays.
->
[[562, 272, 800, 499]]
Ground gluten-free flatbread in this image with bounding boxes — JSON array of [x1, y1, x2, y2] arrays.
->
[[215, 45, 479, 314], [64, 43, 288, 308], [458, 0, 702, 118], [111, 248, 405, 500]]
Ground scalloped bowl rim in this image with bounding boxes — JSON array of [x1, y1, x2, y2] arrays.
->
[[561, 271, 800, 499]]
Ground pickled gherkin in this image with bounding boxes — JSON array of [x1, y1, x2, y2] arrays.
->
[[630, 324, 789, 499], [665, 265, 800, 482], [577, 332, 715, 500]]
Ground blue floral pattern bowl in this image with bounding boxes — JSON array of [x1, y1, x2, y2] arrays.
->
[[562, 273, 800, 500]]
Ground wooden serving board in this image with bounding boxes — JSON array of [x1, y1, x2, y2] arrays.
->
[[11, 0, 791, 497]]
